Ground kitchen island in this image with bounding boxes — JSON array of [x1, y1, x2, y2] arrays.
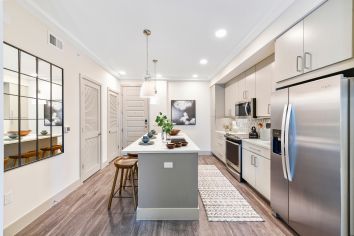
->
[[122, 133, 200, 220]]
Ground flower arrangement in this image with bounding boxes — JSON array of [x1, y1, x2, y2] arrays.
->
[[155, 112, 174, 134]]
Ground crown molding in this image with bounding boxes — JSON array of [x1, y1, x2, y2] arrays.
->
[[17, 0, 120, 79]]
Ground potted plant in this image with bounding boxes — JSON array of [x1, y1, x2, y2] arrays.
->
[[155, 112, 174, 141]]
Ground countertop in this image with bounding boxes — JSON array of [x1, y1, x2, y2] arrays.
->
[[243, 139, 271, 150], [122, 132, 200, 154], [4, 133, 61, 145]]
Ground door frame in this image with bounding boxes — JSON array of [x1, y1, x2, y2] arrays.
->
[[107, 88, 120, 162], [79, 74, 102, 181]]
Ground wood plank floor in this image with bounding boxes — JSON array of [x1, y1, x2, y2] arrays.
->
[[18, 156, 295, 236]]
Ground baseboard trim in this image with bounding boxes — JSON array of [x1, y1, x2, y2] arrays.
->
[[198, 151, 211, 155], [136, 207, 199, 220], [4, 180, 82, 236]]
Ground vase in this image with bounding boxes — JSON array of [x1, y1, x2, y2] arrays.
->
[[161, 131, 168, 142]]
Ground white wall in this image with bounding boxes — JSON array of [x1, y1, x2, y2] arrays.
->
[[0, 1, 4, 235], [168, 81, 211, 153], [3, 1, 120, 230]]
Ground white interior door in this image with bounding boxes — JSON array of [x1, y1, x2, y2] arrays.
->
[[122, 86, 148, 148], [107, 89, 119, 162], [80, 77, 101, 181]]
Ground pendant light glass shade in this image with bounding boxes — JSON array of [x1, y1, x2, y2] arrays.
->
[[140, 29, 156, 98]]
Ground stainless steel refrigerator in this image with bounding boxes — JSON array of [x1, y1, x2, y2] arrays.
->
[[271, 74, 353, 236]]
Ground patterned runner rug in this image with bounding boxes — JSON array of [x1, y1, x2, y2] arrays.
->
[[198, 165, 264, 222]]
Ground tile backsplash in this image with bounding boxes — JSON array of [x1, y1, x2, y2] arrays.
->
[[216, 117, 271, 139]]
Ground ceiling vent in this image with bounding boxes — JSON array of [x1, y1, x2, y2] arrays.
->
[[48, 32, 63, 50]]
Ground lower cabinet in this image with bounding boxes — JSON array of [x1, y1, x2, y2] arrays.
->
[[242, 147, 270, 200], [213, 132, 226, 163]]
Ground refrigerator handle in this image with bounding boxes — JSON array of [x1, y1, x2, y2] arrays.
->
[[281, 104, 288, 180], [285, 104, 293, 182]]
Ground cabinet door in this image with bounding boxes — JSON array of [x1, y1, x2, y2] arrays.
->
[[242, 148, 256, 186], [238, 76, 246, 102], [244, 67, 256, 100], [303, 0, 352, 72], [275, 21, 304, 82], [255, 155, 270, 200], [224, 85, 232, 116], [256, 55, 274, 117]]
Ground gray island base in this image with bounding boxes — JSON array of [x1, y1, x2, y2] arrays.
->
[[122, 133, 200, 220]]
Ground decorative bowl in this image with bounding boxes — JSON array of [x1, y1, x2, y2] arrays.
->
[[181, 141, 188, 146], [166, 143, 175, 149], [40, 130, 48, 135], [142, 135, 150, 143], [174, 142, 182, 148], [151, 130, 157, 135], [169, 129, 180, 136], [147, 131, 154, 138], [8, 130, 31, 137], [8, 133, 18, 139]]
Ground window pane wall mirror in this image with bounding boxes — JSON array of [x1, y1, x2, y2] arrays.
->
[[3, 42, 64, 171]]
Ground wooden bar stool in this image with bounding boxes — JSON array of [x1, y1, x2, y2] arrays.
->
[[123, 153, 139, 189], [108, 157, 138, 210], [40, 145, 62, 158], [9, 150, 42, 167]]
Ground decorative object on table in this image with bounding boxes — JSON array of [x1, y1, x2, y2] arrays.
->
[[40, 130, 48, 135], [147, 131, 154, 138], [44, 102, 63, 126], [155, 112, 174, 142], [169, 128, 180, 136], [7, 133, 18, 139], [181, 141, 188, 146], [138, 140, 154, 145], [142, 135, 150, 143], [8, 130, 32, 137], [174, 142, 182, 148], [171, 100, 196, 125], [249, 126, 259, 139], [139, 29, 156, 98], [198, 165, 263, 222], [151, 129, 157, 135], [166, 143, 175, 149]]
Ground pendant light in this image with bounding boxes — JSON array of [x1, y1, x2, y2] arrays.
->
[[140, 29, 156, 98], [150, 59, 158, 104]]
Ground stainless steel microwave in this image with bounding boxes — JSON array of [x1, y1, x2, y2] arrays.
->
[[235, 98, 256, 118]]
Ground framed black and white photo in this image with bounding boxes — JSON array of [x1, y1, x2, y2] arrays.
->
[[44, 102, 63, 126], [171, 100, 196, 125]]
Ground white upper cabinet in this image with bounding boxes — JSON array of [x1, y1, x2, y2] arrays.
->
[[256, 55, 274, 117], [211, 85, 225, 118], [244, 67, 256, 100], [275, 0, 353, 83], [224, 84, 232, 117], [275, 21, 304, 83], [303, 0, 353, 72]]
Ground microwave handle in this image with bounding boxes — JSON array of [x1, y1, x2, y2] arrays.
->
[[244, 103, 248, 116]]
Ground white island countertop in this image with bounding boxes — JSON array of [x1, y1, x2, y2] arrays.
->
[[122, 132, 200, 154]]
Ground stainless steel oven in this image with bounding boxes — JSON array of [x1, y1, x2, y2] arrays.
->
[[225, 134, 242, 182]]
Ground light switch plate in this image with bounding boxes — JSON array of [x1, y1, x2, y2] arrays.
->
[[4, 191, 13, 206], [164, 162, 173, 168]]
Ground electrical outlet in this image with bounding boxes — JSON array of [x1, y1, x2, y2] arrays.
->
[[4, 191, 13, 206], [164, 162, 173, 168]]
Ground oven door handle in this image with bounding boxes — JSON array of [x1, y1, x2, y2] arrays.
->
[[226, 140, 241, 146]]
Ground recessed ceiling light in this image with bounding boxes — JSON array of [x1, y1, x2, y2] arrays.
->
[[199, 59, 208, 65], [192, 74, 198, 78], [156, 74, 162, 78], [215, 28, 227, 38], [119, 70, 126, 75]]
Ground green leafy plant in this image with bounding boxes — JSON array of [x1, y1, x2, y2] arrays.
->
[[155, 112, 174, 134]]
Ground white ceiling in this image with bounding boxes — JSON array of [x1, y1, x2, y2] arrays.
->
[[23, 0, 294, 80]]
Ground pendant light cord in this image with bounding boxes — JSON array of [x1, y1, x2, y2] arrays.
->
[[146, 33, 149, 77]]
